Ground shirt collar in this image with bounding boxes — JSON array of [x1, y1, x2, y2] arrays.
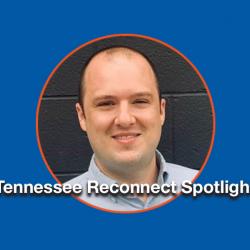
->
[[155, 150, 169, 184], [88, 156, 117, 186]]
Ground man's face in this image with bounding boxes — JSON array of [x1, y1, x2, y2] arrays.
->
[[76, 52, 166, 176]]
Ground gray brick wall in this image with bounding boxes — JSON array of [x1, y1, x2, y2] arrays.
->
[[38, 36, 214, 183]]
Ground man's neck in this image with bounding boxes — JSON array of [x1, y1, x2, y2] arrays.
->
[[95, 155, 159, 185]]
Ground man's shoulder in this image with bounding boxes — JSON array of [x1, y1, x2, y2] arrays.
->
[[64, 171, 120, 209], [65, 172, 90, 186]]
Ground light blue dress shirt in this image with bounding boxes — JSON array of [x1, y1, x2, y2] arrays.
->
[[66, 151, 198, 211]]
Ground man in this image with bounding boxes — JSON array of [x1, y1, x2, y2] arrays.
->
[[67, 47, 198, 211]]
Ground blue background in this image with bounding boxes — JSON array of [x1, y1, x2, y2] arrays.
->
[[0, 1, 249, 249]]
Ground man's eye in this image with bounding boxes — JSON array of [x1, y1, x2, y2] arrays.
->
[[133, 99, 149, 104], [97, 101, 115, 107]]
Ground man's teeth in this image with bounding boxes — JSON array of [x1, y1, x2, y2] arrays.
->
[[116, 135, 136, 140]]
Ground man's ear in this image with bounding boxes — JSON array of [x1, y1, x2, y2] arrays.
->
[[76, 103, 87, 132], [160, 98, 166, 126]]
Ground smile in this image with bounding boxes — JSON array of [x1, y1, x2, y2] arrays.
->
[[111, 133, 141, 144]]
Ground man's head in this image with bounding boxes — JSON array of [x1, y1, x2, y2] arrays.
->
[[76, 47, 166, 180]]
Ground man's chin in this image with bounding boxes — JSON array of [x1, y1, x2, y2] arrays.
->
[[112, 151, 143, 167]]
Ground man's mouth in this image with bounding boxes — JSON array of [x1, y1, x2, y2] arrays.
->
[[111, 133, 141, 143]]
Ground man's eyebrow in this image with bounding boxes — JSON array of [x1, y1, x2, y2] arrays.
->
[[92, 92, 153, 102], [131, 92, 153, 98], [93, 95, 116, 102]]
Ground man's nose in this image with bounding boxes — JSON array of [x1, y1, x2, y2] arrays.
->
[[114, 103, 136, 127]]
